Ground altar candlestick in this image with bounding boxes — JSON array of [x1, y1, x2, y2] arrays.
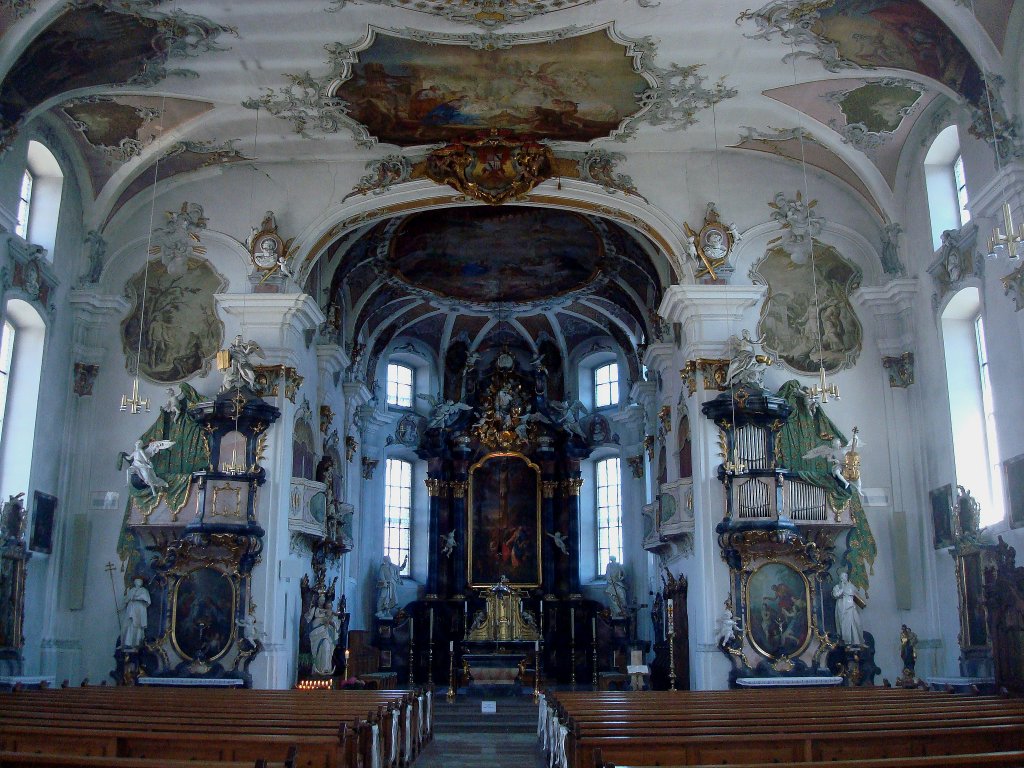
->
[[667, 598, 674, 627], [449, 640, 453, 652], [410, 613, 414, 641], [429, 607, 434, 640], [592, 616, 596, 639], [570, 607, 575, 640]]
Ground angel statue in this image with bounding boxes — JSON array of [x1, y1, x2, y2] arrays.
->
[[716, 608, 741, 647], [440, 529, 456, 558], [118, 439, 175, 497], [551, 397, 589, 438], [803, 437, 858, 491], [220, 335, 265, 393], [546, 530, 569, 555], [724, 329, 769, 387], [417, 393, 472, 429]]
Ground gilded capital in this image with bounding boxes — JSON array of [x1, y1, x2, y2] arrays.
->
[[563, 477, 584, 496], [425, 478, 446, 497], [448, 480, 468, 499], [542, 481, 559, 499]]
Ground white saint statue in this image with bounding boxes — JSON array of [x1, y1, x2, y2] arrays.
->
[[305, 594, 341, 675], [376, 554, 407, 619], [605, 556, 628, 619], [832, 571, 864, 646], [122, 578, 151, 649], [220, 335, 265, 393]]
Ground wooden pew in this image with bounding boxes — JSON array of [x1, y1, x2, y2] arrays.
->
[[597, 750, 1024, 768], [0, 748, 297, 768], [0, 688, 416, 768], [543, 689, 1024, 768]]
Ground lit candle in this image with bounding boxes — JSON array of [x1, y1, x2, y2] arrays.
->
[[449, 640, 453, 652], [570, 607, 575, 641]]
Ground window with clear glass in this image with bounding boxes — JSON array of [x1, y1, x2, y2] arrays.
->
[[384, 458, 412, 574], [954, 154, 970, 226], [0, 320, 14, 444], [15, 170, 32, 240], [975, 314, 1004, 526], [387, 362, 414, 408], [596, 457, 622, 575], [594, 362, 619, 409]]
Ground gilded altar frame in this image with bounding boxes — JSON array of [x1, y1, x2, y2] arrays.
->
[[467, 452, 542, 589]]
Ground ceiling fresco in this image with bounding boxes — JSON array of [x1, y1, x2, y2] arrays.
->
[[54, 95, 213, 193], [386, 208, 604, 303], [764, 78, 938, 189], [0, 1, 233, 151], [741, 0, 984, 104]]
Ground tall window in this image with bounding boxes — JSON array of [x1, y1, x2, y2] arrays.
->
[[15, 170, 32, 240], [596, 457, 622, 575], [384, 458, 412, 574], [941, 288, 1005, 527], [387, 362, 413, 408], [0, 321, 14, 444], [954, 154, 970, 226], [594, 362, 619, 409], [975, 315, 1004, 526]]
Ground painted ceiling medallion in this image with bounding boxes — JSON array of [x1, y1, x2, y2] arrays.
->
[[246, 24, 735, 148], [425, 134, 554, 205], [326, 0, 656, 29]]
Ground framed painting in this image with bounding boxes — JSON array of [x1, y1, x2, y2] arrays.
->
[[171, 566, 237, 662], [930, 484, 954, 548], [1003, 454, 1024, 529], [29, 491, 56, 554], [744, 561, 811, 660], [468, 452, 541, 588]]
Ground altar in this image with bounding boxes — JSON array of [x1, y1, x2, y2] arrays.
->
[[461, 641, 538, 691]]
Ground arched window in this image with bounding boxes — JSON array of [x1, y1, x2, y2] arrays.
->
[[386, 362, 414, 408], [596, 456, 622, 575], [0, 299, 45, 496], [384, 458, 412, 574], [924, 126, 969, 250], [594, 362, 619, 409], [941, 287, 1004, 526], [20, 141, 64, 258]]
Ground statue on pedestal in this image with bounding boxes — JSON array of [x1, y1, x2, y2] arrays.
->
[[121, 577, 151, 649], [305, 593, 341, 676], [376, 555, 406, 619], [605, 556, 628, 619], [832, 572, 865, 646]]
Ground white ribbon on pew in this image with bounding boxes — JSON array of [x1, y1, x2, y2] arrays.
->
[[554, 722, 569, 768], [417, 694, 425, 741], [390, 708, 399, 768], [404, 702, 412, 760], [371, 723, 382, 768], [426, 690, 433, 735], [536, 693, 546, 744]]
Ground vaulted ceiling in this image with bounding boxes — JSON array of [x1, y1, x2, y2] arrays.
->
[[0, 0, 1015, 230]]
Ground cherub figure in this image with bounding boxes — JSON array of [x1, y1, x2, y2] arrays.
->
[[417, 393, 472, 429], [716, 608, 740, 647], [440, 529, 456, 558], [160, 386, 182, 420]]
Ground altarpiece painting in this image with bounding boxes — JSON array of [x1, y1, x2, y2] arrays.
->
[[468, 453, 541, 588]]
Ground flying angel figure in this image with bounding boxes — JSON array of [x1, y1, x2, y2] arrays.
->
[[716, 608, 741, 647], [118, 439, 175, 497], [802, 438, 853, 490], [417, 393, 472, 429], [546, 531, 569, 555], [440, 530, 456, 558]]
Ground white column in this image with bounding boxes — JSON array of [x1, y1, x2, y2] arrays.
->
[[216, 293, 324, 689], [40, 291, 130, 682], [659, 284, 765, 690]]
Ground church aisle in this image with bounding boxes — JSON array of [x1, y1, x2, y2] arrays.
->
[[418, 696, 546, 768]]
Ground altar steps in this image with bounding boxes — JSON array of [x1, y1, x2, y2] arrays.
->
[[433, 696, 539, 734]]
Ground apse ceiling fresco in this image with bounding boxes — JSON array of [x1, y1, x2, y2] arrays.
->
[[321, 206, 666, 384], [0, 0, 1018, 237]]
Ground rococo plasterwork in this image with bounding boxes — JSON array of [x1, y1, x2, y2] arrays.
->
[[326, 0, 658, 29]]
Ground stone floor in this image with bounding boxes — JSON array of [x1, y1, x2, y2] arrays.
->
[[415, 731, 547, 768], [418, 695, 546, 767]]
